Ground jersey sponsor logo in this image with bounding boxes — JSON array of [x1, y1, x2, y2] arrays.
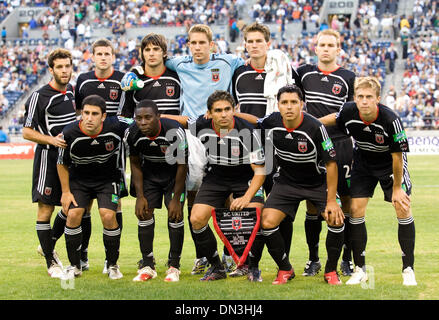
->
[[109, 89, 118, 101], [322, 138, 334, 151], [166, 86, 175, 97], [64, 95, 69, 101], [285, 133, 294, 140], [298, 141, 308, 153], [105, 141, 114, 151], [150, 141, 158, 146], [363, 126, 372, 132], [332, 83, 342, 95], [375, 133, 384, 144], [44, 187, 52, 196], [211, 68, 220, 82], [98, 83, 106, 89], [321, 76, 329, 82], [91, 139, 99, 145], [153, 81, 161, 87], [111, 194, 119, 204], [393, 130, 407, 142], [255, 74, 264, 80]]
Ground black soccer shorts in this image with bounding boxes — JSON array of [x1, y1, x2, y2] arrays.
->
[[194, 173, 264, 208], [264, 175, 327, 221], [31, 146, 62, 206], [334, 137, 354, 197], [350, 158, 412, 202], [69, 178, 120, 211]]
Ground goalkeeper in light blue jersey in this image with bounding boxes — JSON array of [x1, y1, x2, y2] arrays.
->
[[165, 24, 244, 118]]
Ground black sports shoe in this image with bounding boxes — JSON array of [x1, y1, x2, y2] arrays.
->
[[302, 260, 322, 276], [340, 260, 354, 276], [247, 267, 262, 282], [200, 266, 227, 281]]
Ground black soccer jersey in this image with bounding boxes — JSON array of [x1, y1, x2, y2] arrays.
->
[[293, 64, 355, 140], [58, 116, 133, 181], [258, 112, 337, 187], [188, 115, 265, 180], [336, 102, 409, 172], [126, 118, 188, 182], [120, 66, 181, 117], [24, 83, 76, 149], [75, 70, 127, 116], [232, 64, 267, 118]]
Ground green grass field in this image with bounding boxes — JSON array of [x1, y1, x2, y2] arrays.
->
[[0, 156, 438, 300]]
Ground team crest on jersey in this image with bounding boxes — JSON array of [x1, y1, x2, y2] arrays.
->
[[298, 141, 308, 153], [211, 69, 220, 82], [232, 217, 242, 231], [332, 84, 342, 95], [109, 89, 118, 101], [166, 86, 175, 97], [44, 187, 52, 196], [375, 133, 384, 144], [231, 145, 240, 157], [160, 145, 168, 154], [105, 141, 114, 151]]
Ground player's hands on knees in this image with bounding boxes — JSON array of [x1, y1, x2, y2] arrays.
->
[[61, 192, 77, 215], [230, 196, 250, 211], [168, 197, 183, 221], [392, 187, 411, 215], [323, 199, 345, 226], [135, 196, 149, 220], [52, 133, 67, 149]]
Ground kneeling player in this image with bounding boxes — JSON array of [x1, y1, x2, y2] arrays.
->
[[57, 95, 132, 280], [238, 85, 345, 284], [162, 90, 266, 281], [127, 99, 188, 282]]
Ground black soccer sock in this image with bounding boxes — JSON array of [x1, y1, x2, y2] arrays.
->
[[325, 224, 345, 273], [187, 206, 203, 259], [36, 221, 55, 268], [80, 212, 92, 262], [168, 219, 184, 268], [305, 212, 322, 261], [349, 217, 367, 268], [116, 211, 123, 232], [51, 210, 67, 245], [248, 231, 265, 269], [279, 215, 293, 258], [103, 227, 121, 267], [262, 226, 292, 271], [342, 213, 352, 261], [64, 225, 82, 269], [398, 216, 415, 270], [192, 224, 222, 268], [138, 218, 155, 268]]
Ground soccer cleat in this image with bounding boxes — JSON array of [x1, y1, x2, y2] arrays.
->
[[346, 266, 368, 285], [272, 268, 295, 285], [402, 267, 417, 286], [200, 266, 227, 281], [247, 267, 263, 282], [108, 265, 123, 280], [229, 264, 249, 277], [62, 265, 82, 280], [191, 257, 209, 275], [133, 266, 157, 282], [302, 260, 321, 276], [47, 261, 64, 279], [164, 266, 181, 282], [324, 271, 342, 285], [221, 254, 236, 273], [102, 260, 108, 274], [38, 245, 63, 269], [80, 259, 89, 271], [340, 260, 354, 276]]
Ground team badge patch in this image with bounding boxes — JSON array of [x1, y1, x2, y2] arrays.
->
[[231, 145, 240, 157], [109, 89, 118, 101], [211, 69, 220, 82], [375, 133, 384, 144], [44, 187, 52, 196], [211, 208, 261, 267], [160, 145, 168, 154], [298, 141, 308, 153], [332, 84, 342, 95], [166, 86, 175, 97], [105, 141, 114, 151]]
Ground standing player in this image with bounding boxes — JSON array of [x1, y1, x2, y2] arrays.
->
[[57, 95, 132, 280], [162, 90, 266, 281], [127, 99, 188, 282], [165, 25, 245, 274], [237, 85, 345, 285], [320, 77, 417, 286], [119, 33, 181, 117], [22, 48, 77, 278], [292, 29, 356, 277], [74, 38, 128, 272]]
